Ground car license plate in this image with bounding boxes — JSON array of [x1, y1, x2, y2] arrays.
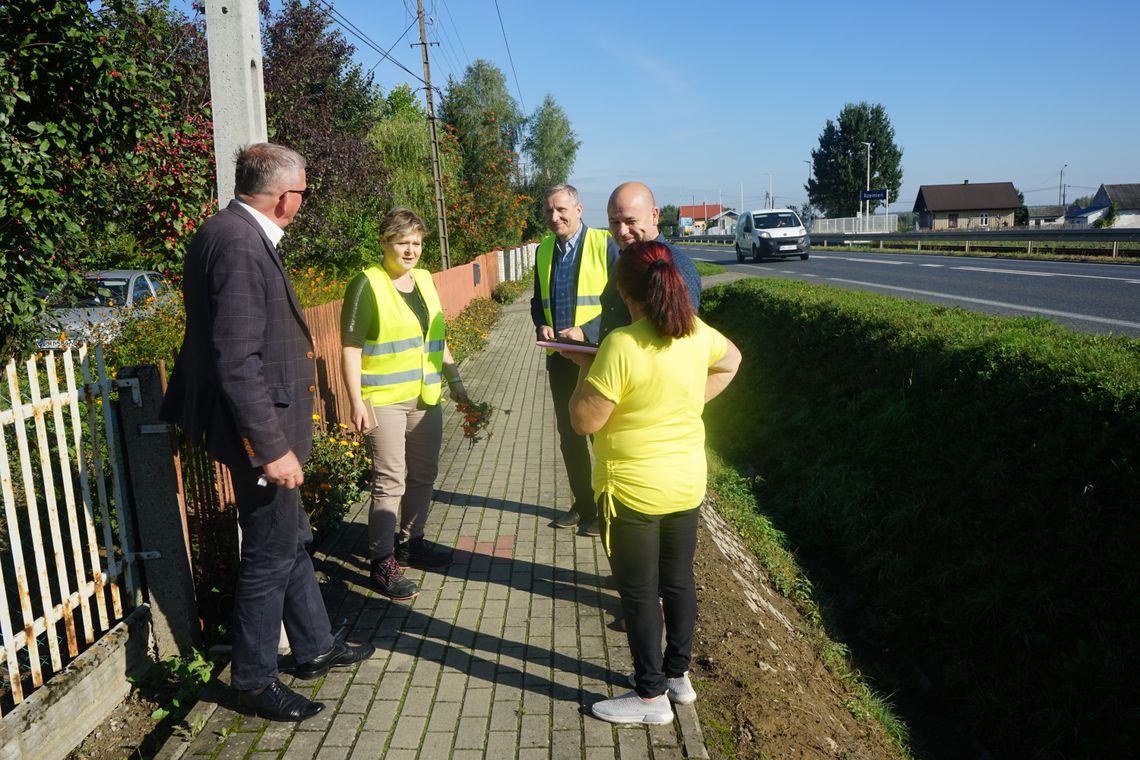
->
[[779, 244, 797, 251]]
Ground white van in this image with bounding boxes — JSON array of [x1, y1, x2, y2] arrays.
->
[[734, 208, 810, 262]]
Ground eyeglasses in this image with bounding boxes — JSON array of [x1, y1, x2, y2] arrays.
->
[[283, 188, 312, 201]]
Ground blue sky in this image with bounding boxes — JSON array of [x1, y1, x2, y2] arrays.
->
[[220, 0, 1140, 227]]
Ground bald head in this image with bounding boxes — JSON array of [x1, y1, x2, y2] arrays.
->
[[607, 182, 660, 250]]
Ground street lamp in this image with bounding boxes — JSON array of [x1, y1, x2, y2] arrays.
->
[[1059, 163, 1068, 206], [861, 141, 872, 231]]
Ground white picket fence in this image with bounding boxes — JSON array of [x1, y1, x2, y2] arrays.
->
[[0, 345, 138, 715]]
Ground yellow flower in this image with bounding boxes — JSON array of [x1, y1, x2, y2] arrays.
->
[[339, 440, 349, 446], [338, 422, 348, 429], [312, 414, 321, 421], [328, 437, 336, 443], [352, 441, 361, 447]]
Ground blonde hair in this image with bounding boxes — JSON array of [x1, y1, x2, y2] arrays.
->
[[380, 207, 427, 243]]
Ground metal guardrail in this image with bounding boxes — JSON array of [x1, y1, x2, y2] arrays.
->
[[672, 229, 1140, 245]]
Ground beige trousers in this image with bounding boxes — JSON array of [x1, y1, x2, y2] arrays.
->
[[366, 397, 443, 559]]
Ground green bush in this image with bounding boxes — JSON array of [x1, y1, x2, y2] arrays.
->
[[447, 297, 502, 364], [102, 291, 186, 377], [491, 269, 532, 304], [701, 277, 1140, 758]]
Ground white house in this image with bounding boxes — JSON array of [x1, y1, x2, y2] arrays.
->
[[1090, 184, 1140, 227]]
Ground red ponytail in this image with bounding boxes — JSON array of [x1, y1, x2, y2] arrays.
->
[[615, 241, 694, 338]]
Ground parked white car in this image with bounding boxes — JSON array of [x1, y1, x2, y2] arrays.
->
[[38, 270, 171, 351], [734, 208, 811, 262]]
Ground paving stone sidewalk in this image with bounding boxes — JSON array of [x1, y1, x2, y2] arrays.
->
[[165, 301, 709, 759]]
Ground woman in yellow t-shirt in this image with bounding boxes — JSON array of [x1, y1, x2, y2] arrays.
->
[[563, 240, 741, 726]]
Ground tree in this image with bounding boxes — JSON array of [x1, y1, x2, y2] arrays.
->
[[262, 0, 388, 274], [807, 102, 903, 218], [439, 60, 528, 259], [1071, 195, 1094, 209], [440, 59, 525, 158], [368, 84, 461, 271], [658, 205, 679, 237], [520, 95, 580, 238], [794, 202, 816, 229], [0, 0, 191, 357], [1014, 189, 1028, 227]]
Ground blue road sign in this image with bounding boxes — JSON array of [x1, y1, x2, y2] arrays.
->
[[860, 189, 888, 201]]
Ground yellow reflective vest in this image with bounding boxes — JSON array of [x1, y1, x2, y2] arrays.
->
[[360, 266, 446, 406], [536, 227, 611, 328]]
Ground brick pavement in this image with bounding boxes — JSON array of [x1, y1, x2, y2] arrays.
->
[[165, 301, 708, 759]]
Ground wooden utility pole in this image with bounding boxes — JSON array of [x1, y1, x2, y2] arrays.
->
[[415, 0, 452, 269]]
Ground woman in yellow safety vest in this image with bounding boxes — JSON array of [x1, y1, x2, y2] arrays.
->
[[339, 207, 468, 601]]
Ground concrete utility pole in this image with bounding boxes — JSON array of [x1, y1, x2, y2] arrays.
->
[[1059, 163, 1068, 206], [416, 0, 452, 269], [205, 0, 267, 206]]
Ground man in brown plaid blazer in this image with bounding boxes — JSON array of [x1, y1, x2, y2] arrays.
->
[[162, 144, 372, 721]]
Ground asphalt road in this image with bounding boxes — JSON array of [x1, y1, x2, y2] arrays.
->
[[678, 244, 1140, 338]]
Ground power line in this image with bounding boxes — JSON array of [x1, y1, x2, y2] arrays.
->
[[491, 0, 526, 114], [427, 11, 463, 81], [439, 0, 471, 70], [308, 0, 425, 85], [368, 16, 420, 76]]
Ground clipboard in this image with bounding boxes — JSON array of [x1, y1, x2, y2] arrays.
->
[[536, 340, 598, 355]]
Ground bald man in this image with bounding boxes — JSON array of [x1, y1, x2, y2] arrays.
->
[[600, 182, 701, 340]]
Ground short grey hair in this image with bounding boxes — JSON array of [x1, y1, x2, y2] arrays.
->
[[234, 143, 306, 196], [543, 183, 580, 205]]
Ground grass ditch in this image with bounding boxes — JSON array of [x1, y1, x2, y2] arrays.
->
[[700, 277, 1140, 758], [704, 452, 914, 757]]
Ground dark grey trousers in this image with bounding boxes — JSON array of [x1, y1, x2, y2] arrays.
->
[[229, 464, 334, 690]]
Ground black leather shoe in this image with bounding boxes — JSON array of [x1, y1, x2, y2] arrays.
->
[[294, 640, 376, 680], [234, 679, 324, 721]]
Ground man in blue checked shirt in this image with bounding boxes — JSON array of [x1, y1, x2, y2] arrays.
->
[[531, 184, 620, 536]]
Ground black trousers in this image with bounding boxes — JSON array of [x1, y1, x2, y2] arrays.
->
[[229, 462, 334, 690], [606, 497, 700, 698], [547, 353, 595, 519]]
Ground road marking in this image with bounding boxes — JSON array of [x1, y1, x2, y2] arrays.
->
[[826, 278, 1140, 330], [951, 265, 1140, 284], [953, 266, 1053, 277], [809, 253, 1140, 283]]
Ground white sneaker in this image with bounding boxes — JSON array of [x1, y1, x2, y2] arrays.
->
[[591, 690, 674, 725], [627, 671, 697, 705]]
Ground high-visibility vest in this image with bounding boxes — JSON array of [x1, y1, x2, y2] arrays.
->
[[536, 226, 611, 328], [360, 266, 446, 406]]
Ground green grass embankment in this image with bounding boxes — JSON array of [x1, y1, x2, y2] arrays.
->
[[700, 278, 1140, 758]]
